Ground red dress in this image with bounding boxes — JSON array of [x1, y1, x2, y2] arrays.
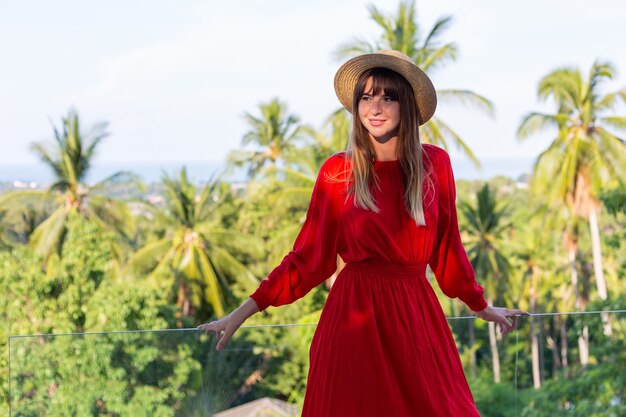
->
[[250, 144, 488, 417]]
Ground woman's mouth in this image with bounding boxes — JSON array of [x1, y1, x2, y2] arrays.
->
[[369, 119, 385, 126]]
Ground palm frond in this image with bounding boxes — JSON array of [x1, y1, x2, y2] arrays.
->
[[30, 142, 64, 180], [87, 195, 137, 239], [333, 38, 377, 61], [198, 226, 264, 259], [594, 127, 626, 182], [0, 190, 50, 207], [196, 251, 225, 317], [595, 88, 626, 111], [367, 4, 395, 41], [209, 244, 259, 287], [90, 171, 143, 191], [423, 117, 481, 168], [436, 89, 495, 117], [29, 205, 69, 258], [420, 43, 457, 73], [422, 15, 454, 50], [599, 116, 626, 133], [517, 112, 562, 140], [538, 67, 581, 109]]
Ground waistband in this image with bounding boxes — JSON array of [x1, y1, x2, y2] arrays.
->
[[344, 260, 427, 279]]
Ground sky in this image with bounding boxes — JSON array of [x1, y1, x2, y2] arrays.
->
[[1, 0, 625, 180]]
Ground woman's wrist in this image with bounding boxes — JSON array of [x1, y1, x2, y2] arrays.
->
[[475, 305, 491, 317], [231, 298, 260, 324]]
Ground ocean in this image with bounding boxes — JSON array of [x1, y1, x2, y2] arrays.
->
[[0, 157, 534, 186]]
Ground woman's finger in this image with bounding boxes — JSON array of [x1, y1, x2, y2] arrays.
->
[[500, 314, 513, 335], [198, 322, 223, 336], [510, 309, 529, 317], [216, 328, 234, 351]]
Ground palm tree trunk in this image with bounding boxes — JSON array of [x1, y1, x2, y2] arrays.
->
[[176, 281, 190, 327], [538, 318, 545, 382], [488, 321, 501, 383], [559, 316, 569, 378], [569, 247, 580, 309], [568, 245, 589, 365], [488, 297, 501, 383], [530, 317, 541, 389], [549, 317, 561, 375], [588, 207, 612, 336], [530, 280, 541, 389], [578, 325, 589, 366]]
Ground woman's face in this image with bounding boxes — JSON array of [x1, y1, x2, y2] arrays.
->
[[357, 76, 401, 144]]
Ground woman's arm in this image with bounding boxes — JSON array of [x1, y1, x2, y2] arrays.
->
[[199, 155, 345, 350]]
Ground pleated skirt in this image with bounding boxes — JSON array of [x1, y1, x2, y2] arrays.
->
[[301, 261, 481, 417]]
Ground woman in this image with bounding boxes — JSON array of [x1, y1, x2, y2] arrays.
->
[[199, 50, 526, 417]]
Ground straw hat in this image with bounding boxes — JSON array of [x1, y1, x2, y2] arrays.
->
[[333, 50, 437, 125]]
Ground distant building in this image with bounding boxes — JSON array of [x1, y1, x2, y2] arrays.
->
[[213, 397, 300, 417]]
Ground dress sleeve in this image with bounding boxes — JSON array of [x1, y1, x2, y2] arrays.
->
[[249, 157, 342, 311], [428, 150, 488, 312]]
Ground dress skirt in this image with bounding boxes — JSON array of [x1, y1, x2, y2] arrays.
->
[[301, 261, 481, 417]]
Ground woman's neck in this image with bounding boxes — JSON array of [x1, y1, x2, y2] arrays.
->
[[370, 136, 399, 161]]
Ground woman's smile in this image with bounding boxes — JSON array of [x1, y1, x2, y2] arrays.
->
[[368, 118, 385, 126]]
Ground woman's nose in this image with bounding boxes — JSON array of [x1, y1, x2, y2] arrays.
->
[[369, 99, 382, 115]]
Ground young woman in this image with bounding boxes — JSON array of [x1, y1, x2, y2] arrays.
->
[[199, 50, 526, 417]]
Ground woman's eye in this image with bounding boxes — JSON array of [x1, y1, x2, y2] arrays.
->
[[383, 96, 395, 102], [361, 95, 372, 101]]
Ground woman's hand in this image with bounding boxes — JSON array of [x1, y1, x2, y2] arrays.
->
[[197, 298, 259, 350], [475, 306, 528, 337]]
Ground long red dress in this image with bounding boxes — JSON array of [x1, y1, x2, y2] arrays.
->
[[250, 144, 488, 417]]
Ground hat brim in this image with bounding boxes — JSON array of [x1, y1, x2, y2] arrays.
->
[[333, 52, 437, 125]]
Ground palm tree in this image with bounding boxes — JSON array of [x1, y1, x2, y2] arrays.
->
[[127, 168, 259, 320], [228, 98, 311, 179], [459, 184, 511, 383], [518, 60, 626, 337], [335, 0, 493, 167], [0, 109, 136, 262], [511, 210, 555, 389]]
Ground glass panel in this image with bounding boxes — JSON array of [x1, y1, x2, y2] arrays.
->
[[9, 311, 626, 416]]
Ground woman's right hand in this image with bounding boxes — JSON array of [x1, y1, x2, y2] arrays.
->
[[197, 298, 259, 350], [197, 314, 243, 350]]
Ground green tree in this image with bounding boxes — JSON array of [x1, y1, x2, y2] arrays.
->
[[335, 0, 493, 167], [518, 60, 626, 339], [128, 168, 259, 320], [460, 184, 511, 383], [2, 214, 204, 416], [228, 98, 311, 179], [0, 109, 136, 262], [510, 211, 555, 389]]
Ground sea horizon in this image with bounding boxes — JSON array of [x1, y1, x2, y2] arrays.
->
[[0, 156, 534, 186]]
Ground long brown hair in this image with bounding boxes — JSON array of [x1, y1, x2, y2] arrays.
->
[[346, 67, 430, 225]]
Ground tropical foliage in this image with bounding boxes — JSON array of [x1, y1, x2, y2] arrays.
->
[[3, 1, 626, 416], [127, 168, 259, 319], [228, 98, 312, 179], [0, 109, 137, 263]]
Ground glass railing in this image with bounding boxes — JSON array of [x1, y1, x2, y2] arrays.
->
[[8, 310, 626, 416]]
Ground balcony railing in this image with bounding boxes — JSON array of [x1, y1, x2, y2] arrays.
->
[[8, 310, 626, 416]]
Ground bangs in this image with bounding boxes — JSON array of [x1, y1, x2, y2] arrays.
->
[[357, 67, 410, 100]]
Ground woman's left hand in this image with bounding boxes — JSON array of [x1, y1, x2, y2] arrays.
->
[[475, 306, 528, 337]]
